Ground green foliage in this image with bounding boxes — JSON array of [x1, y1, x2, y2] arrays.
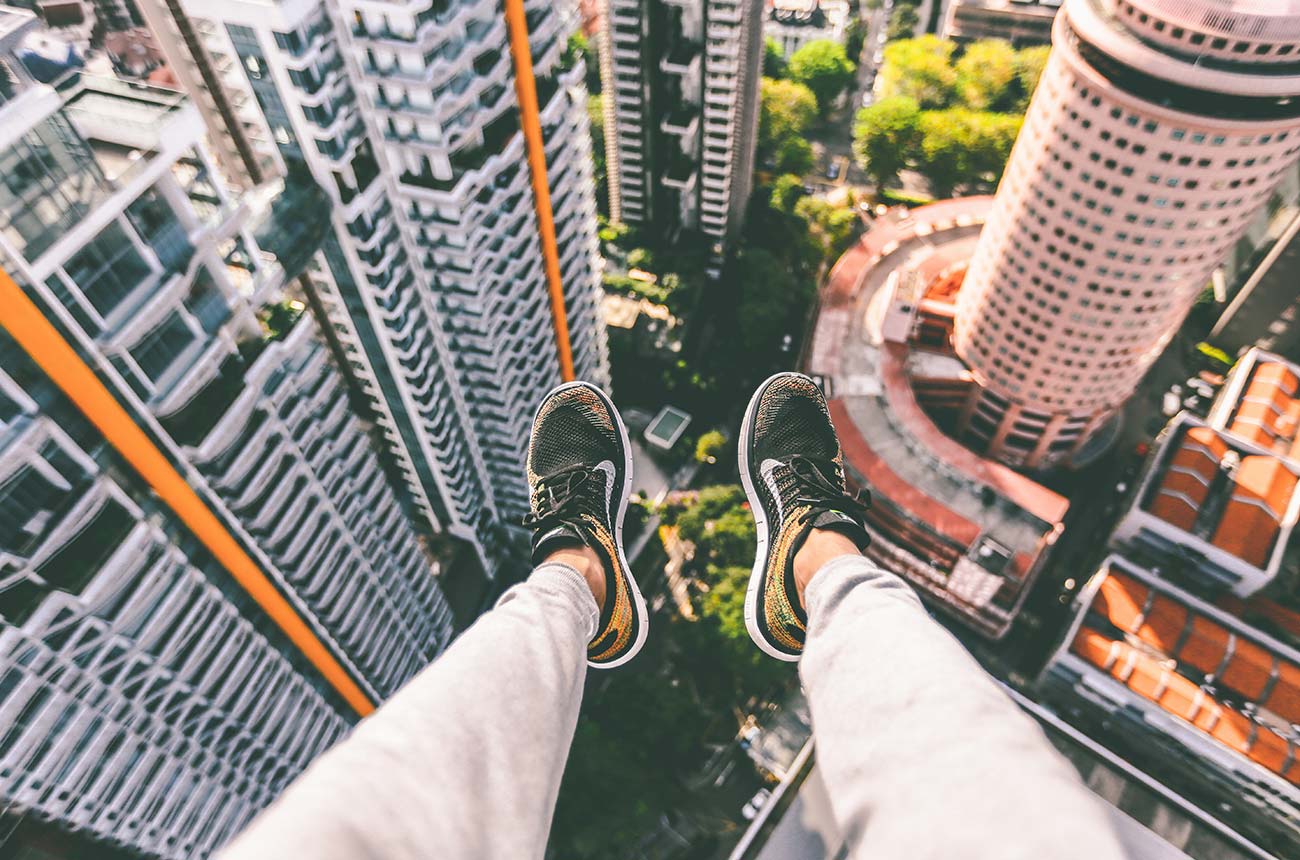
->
[[770, 173, 807, 213], [1014, 45, 1050, 109], [626, 247, 655, 271], [878, 36, 956, 109], [851, 95, 922, 189], [878, 186, 935, 206], [788, 40, 856, 116], [916, 108, 1021, 196], [588, 95, 608, 214], [763, 37, 788, 78], [775, 135, 815, 174], [695, 430, 727, 464], [845, 16, 868, 62], [887, 2, 920, 40], [758, 77, 818, 169], [954, 40, 1017, 111], [795, 196, 860, 261]]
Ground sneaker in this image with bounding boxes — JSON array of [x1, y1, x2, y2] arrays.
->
[[523, 381, 648, 668], [738, 373, 871, 661]]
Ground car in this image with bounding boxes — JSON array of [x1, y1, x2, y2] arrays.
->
[[741, 788, 773, 821], [861, 91, 874, 108], [827, 161, 841, 180], [872, 49, 884, 65]]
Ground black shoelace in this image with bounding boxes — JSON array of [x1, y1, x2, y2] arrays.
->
[[783, 455, 872, 526], [521, 465, 601, 534]]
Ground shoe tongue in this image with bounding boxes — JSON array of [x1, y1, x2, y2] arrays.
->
[[531, 523, 587, 565], [808, 509, 871, 551]]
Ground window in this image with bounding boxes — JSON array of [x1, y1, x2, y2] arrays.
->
[[129, 312, 196, 382], [64, 221, 152, 317]]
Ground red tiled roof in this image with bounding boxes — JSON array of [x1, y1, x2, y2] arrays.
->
[[1210, 455, 1295, 567], [1228, 358, 1300, 457], [1073, 567, 1300, 785]]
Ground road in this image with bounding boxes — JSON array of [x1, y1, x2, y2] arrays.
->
[[811, 1, 889, 189]]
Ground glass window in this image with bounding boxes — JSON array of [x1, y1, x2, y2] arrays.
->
[[64, 221, 152, 316]]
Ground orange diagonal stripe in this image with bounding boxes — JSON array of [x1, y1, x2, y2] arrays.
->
[[0, 267, 375, 717]]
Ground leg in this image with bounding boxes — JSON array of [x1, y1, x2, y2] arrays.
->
[[216, 559, 598, 860], [798, 534, 1125, 860]]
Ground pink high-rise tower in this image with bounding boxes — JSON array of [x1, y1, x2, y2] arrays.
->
[[953, 0, 1300, 469]]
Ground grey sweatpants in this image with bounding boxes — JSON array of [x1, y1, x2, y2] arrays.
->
[[217, 557, 1123, 860]]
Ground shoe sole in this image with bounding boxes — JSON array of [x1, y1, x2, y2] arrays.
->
[[536, 381, 649, 669], [738, 372, 805, 663]]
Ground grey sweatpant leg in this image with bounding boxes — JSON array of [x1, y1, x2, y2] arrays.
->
[[800, 554, 1125, 860], [216, 562, 596, 860]]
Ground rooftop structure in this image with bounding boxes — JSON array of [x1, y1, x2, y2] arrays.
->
[[1040, 556, 1300, 855], [951, 0, 1300, 470], [1210, 348, 1300, 461], [941, 0, 1059, 46], [1113, 416, 1300, 596], [765, 0, 851, 58], [808, 198, 1070, 638]]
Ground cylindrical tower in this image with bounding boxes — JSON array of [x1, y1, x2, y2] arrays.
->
[[953, 0, 1300, 469]]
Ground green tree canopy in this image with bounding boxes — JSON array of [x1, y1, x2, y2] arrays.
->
[[788, 40, 856, 115], [851, 95, 922, 189], [695, 430, 727, 464], [759, 77, 818, 152], [775, 136, 815, 174], [1014, 45, 1051, 109], [954, 39, 1017, 111], [878, 36, 957, 109], [763, 37, 788, 78], [795, 197, 859, 262], [770, 173, 807, 213], [916, 109, 1022, 196]]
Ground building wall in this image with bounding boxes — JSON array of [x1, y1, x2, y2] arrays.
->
[[0, 67, 455, 858], [953, 0, 1300, 469]]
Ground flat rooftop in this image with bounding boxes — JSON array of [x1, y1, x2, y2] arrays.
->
[[0, 7, 37, 54]]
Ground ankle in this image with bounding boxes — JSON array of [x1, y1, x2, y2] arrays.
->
[[793, 528, 862, 609], [544, 545, 606, 611]]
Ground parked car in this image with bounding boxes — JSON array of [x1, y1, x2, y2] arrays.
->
[[741, 788, 773, 821], [861, 90, 874, 108], [827, 160, 841, 180]]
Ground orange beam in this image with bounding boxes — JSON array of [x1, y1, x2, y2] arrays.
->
[[0, 267, 375, 717], [504, 0, 576, 382]]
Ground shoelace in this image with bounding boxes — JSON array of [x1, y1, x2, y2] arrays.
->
[[521, 465, 599, 534], [783, 454, 872, 526]]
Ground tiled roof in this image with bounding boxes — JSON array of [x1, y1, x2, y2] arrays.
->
[[1072, 565, 1300, 787], [1227, 357, 1300, 461], [1211, 455, 1296, 567]]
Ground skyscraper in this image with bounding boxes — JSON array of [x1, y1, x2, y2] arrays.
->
[[140, 0, 611, 576], [0, 6, 456, 855], [952, 0, 1300, 469], [601, 0, 764, 273]]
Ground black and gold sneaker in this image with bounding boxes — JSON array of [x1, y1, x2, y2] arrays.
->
[[523, 381, 648, 669], [738, 373, 871, 661]]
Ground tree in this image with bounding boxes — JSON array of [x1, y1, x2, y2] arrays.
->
[[759, 77, 818, 159], [852, 95, 922, 189], [763, 37, 788, 78], [770, 173, 807, 213], [1014, 45, 1051, 109], [886, 3, 920, 41], [587, 95, 608, 214], [845, 16, 868, 62], [626, 247, 655, 271], [735, 247, 813, 354], [954, 39, 1017, 111], [916, 109, 1021, 196], [775, 135, 815, 174], [795, 197, 859, 263], [788, 40, 856, 116], [878, 36, 957, 109], [695, 431, 727, 464]]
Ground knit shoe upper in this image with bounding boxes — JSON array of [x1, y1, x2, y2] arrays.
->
[[524, 382, 647, 668], [739, 373, 870, 661]]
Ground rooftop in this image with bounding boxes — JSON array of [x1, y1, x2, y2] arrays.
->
[[809, 198, 1068, 638], [0, 6, 36, 54], [1212, 348, 1300, 463]]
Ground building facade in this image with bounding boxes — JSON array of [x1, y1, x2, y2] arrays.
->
[[765, 0, 850, 59], [952, 0, 1300, 469], [601, 0, 764, 273], [140, 0, 611, 579], [0, 7, 457, 856]]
